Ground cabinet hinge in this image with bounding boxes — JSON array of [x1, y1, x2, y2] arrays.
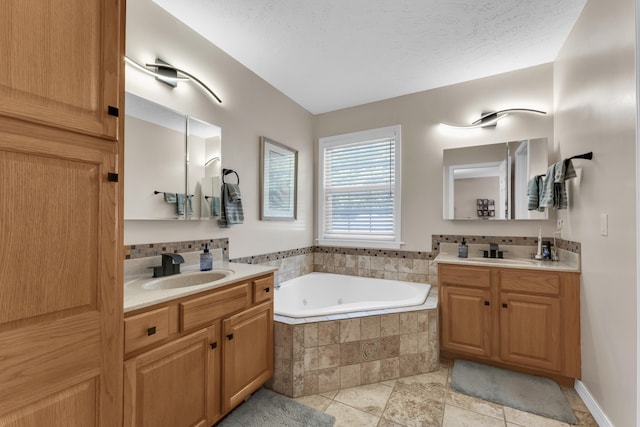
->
[[107, 172, 119, 182], [107, 105, 119, 117]]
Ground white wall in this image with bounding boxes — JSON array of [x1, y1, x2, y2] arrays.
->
[[125, 0, 314, 258], [315, 64, 556, 252], [554, 0, 637, 425]]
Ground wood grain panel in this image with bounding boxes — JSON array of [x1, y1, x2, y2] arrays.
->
[[439, 264, 491, 288], [181, 283, 251, 331], [124, 328, 212, 427], [0, 0, 120, 138], [0, 122, 123, 425], [125, 307, 171, 354], [253, 275, 274, 303], [222, 301, 274, 411], [0, 149, 99, 325], [499, 269, 560, 295], [0, 379, 97, 426], [0, 313, 101, 417], [440, 286, 492, 356], [499, 293, 561, 371]]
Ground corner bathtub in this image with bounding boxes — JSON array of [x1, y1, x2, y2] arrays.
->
[[274, 272, 431, 318]]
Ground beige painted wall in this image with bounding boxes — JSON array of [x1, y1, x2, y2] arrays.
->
[[315, 64, 556, 251], [554, 0, 637, 424], [124, 0, 314, 258]]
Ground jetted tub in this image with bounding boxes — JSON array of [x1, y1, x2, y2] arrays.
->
[[274, 272, 431, 318]]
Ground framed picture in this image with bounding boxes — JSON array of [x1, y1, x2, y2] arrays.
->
[[260, 136, 298, 220]]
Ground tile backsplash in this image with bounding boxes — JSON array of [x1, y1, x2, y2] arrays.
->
[[124, 234, 580, 285], [125, 238, 229, 261]]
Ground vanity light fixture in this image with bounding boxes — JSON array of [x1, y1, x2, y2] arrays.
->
[[125, 56, 222, 104], [440, 108, 546, 129]]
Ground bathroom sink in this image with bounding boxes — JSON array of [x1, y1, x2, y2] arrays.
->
[[128, 269, 234, 291], [467, 257, 537, 266]]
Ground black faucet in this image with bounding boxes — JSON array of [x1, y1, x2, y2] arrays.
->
[[483, 243, 504, 259], [152, 253, 185, 277]]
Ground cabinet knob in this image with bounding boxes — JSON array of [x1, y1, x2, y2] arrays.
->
[[502, 303, 508, 308], [147, 326, 156, 336], [226, 333, 234, 340], [264, 287, 270, 293], [210, 342, 217, 350], [484, 301, 490, 306]]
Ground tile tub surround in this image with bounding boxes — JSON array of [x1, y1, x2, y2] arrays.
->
[[266, 307, 440, 398]]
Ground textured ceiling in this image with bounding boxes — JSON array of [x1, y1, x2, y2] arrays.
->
[[152, 0, 587, 114]]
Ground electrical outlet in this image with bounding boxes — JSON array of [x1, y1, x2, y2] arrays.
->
[[556, 219, 563, 230]]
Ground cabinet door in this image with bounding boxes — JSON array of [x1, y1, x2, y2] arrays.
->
[[0, 0, 122, 138], [499, 292, 561, 371], [222, 300, 274, 412], [440, 286, 492, 357], [0, 121, 121, 426], [124, 327, 218, 427]]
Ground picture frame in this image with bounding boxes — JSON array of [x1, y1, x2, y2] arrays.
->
[[260, 136, 298, 220]]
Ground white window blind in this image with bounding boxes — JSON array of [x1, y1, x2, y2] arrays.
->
[[318, 125, 401, 248]]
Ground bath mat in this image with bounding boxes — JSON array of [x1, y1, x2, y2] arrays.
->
[[218, 388, 335, 427], [450, 359, 577, 424]]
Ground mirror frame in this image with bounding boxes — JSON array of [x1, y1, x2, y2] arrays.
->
[[259, 136, 298, 221]]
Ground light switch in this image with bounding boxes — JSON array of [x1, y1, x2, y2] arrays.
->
[[600, 213, 608, 236]]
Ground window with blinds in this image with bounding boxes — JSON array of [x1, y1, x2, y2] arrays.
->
[[318, 125, 401, 248]]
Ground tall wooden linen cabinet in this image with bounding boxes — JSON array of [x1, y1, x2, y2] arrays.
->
[[0, 1, 125, 426]]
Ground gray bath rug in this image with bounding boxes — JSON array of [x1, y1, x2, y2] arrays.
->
[[450, 359, 577, 424], [218, 388, 335, 427]]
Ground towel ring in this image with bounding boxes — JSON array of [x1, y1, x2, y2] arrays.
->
[[222, 169, 240, 185]]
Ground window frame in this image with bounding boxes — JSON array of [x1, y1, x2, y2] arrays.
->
[[317, 125, 402, 249]]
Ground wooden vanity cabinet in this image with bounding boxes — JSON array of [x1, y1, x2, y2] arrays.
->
[[123, 273, 274, 427], [124, 326, 218, 427], [222, 300, 274, 412], [439, 263, 580, 383], [0, 1, 124, 426]]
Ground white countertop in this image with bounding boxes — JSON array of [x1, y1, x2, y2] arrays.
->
[[435, 252, 581, 272], [124, 261, 278, 313]]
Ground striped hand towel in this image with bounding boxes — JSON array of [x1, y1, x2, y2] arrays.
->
[[219, 183, 244, 227]]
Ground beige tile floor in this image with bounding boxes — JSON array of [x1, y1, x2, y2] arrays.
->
[[293, 359, 598, 427]]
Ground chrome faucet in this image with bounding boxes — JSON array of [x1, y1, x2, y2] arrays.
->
[[152, 253, 185, 277]]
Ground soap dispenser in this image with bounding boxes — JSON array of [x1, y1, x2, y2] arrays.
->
[[458, 238, 468, 258], [200, 243, 213, 271]]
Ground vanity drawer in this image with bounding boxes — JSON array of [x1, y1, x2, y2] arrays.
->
[[439, 264, 491, 288], [125, 307, 171, 354], [180, 283, 251, 331], [253, 276, 274, 303], [499, 270, 560, 295]]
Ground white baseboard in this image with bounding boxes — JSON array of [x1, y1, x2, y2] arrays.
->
[[574, 380, 613, 427]]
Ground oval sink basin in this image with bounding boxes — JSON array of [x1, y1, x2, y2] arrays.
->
[[135, 269, 233, 291], [467, 257, 536, 266]]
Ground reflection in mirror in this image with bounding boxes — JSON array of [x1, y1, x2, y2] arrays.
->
[[188, 117, 222, 220], [124, 92, 221, 220], [443, 138, 548, 220], [508, 138, 548, 220]]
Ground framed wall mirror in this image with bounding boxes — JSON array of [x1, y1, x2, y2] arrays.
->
[[443, 137, 548, 220], [124, 92, 222, 220], [259, 136, 298, 220]]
